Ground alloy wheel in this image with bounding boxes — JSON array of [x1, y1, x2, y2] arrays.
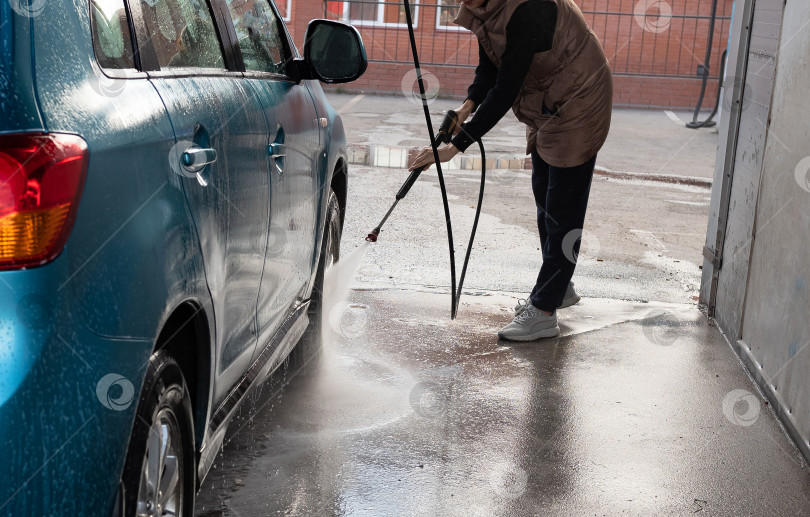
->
[[136, 408, 184, 517]]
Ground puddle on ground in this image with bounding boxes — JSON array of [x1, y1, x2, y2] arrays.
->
[[279, 353, 415, 436], [277, 241, 417, 435]]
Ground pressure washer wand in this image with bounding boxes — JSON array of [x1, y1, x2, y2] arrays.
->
[[366, 110, 459, 243]]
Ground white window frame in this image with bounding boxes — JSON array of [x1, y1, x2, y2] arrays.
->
[[339, 0, 419, 28], [276, 0, 290, 22], [435, 0, 462, 31]]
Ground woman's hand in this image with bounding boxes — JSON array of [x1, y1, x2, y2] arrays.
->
[[453, 99, 476, 135], [408, 143, 460, 171]]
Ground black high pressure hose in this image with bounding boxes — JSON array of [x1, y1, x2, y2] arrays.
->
[[402, 0, 486, 319], [686, 0, 722, 129], [366, 0, 486, 319], [456, 139, 486, 317], [686, 48, 728, 130]]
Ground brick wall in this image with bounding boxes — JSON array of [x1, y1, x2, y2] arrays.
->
[[287, 0, 733, 110]]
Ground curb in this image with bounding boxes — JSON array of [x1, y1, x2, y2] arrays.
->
[[347, 143, 712, 188], [594, 167, 712, 188]]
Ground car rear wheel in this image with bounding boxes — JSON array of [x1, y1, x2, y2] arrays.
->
[[292, 187, 341, 367], [122, 351, 195, 517]]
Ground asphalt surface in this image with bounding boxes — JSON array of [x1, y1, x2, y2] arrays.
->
[[192, 98, 810, 515], [328, 93, 720, 180], [340, 164, 707, 306]]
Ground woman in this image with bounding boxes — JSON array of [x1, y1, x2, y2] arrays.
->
[[409, 0, 612, 341]]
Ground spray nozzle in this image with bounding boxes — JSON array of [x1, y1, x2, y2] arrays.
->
[[365, 228, 380, 242]]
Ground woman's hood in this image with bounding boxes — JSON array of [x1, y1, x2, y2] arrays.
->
[[456, 0, 511, 23]]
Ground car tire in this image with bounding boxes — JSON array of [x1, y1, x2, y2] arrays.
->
[[292, 187, 341, 367], [122, 350, 195, 517]]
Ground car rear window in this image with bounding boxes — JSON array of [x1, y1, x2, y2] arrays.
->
[[90, 0, 136, 69], [139, 0, 225, 69], [224, 0, 287, 74]]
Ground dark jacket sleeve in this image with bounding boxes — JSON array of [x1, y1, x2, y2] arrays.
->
[[452, 0, 557, 152], [466, 42, 498, 110]]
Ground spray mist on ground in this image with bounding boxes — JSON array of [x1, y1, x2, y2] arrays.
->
[[284, 240, 414, 435]]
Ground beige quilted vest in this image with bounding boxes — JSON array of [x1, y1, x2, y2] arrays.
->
[[455, 0, 612, 168]]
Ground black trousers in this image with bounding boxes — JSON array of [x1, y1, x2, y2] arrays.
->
[[529, 149, 596, 312]]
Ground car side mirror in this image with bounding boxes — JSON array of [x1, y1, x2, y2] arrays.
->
[[296, 20, 367, 83]]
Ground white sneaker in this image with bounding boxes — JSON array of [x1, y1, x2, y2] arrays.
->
[[561, 282, 581, 308], [513, 282, 581, 315], [499, 304, 560, 341]]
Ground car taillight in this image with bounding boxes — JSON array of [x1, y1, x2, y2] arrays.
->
[[0, 133, 88, 270]]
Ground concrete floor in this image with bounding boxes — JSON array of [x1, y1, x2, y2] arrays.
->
[[195, 289, 810, 516]]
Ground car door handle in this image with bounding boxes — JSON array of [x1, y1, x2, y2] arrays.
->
[[269, 142, 286, 175], [269, 143, 286, 159], [269, 125, 285, 175], [176, 145, 216, 187], [181, 147, 218, 170]]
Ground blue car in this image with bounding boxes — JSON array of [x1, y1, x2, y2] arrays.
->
[[0, 0, 366, 513]]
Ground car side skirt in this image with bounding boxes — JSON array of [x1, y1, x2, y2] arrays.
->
[[197, 300, 310, 484]]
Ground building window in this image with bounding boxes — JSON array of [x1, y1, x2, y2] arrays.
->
[[274, 0, 290, 21], [331, 0, 418, 27], [436, 0, 459, 29]]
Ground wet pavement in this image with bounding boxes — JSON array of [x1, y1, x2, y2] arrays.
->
[[195, 289, 810, 516], [192, 93, 810, 515], [340, 164, 708, 306]]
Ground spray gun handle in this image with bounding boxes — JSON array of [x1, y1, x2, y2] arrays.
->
[[436, 110, 459, 145], [396, 110, 459, 201], [396, 165, 426, 200]]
